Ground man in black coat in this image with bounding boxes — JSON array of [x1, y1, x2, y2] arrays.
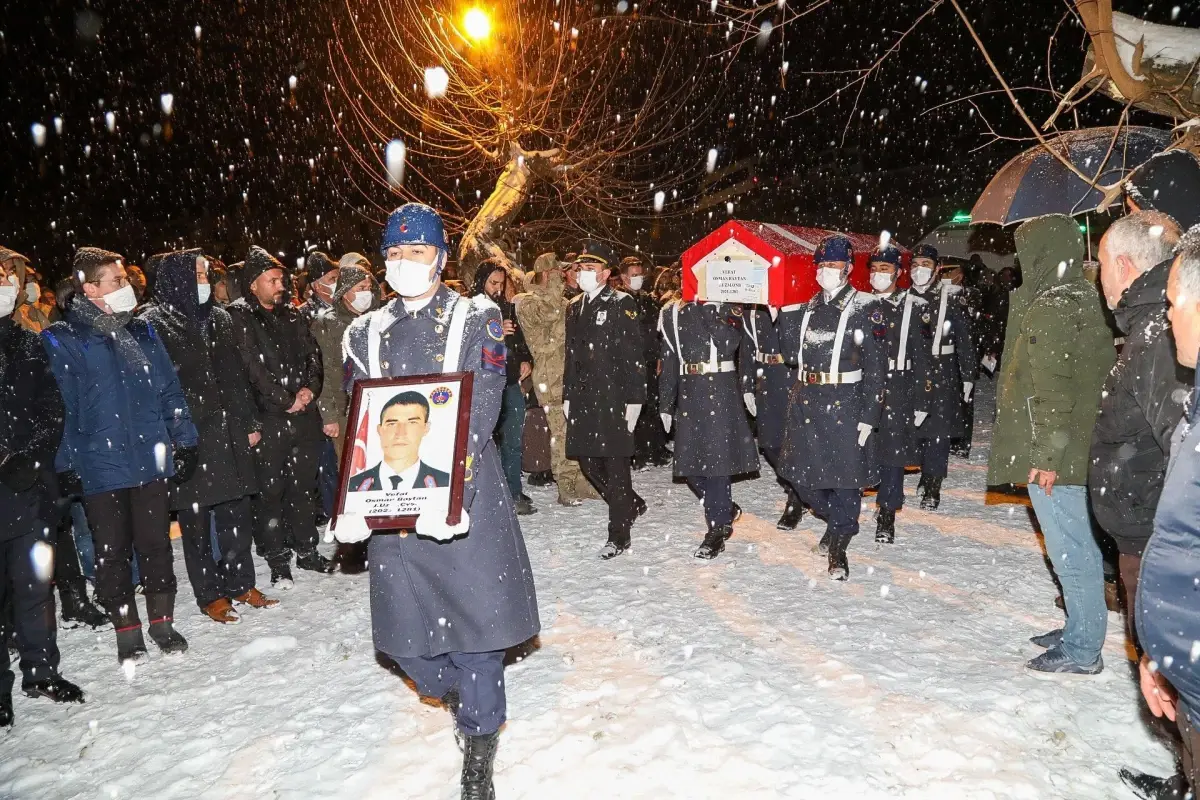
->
[[564, 241, 647, 559], [621, 256, 671, 470], [1091, 211, 1187, 649], [140, 250, 279, 623], [868, 244, 935, 543], [228, 246, 333, 585], [907, 245, 977, 510], [0, 260, 84, 726]]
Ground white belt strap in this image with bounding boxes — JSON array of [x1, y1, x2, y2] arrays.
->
[[828, 298, 855, 375], [797, 308, 813, 374], [897, 293, 913, 368], [932, 285, 949, 357], [938, 344, 956, 356], [673, 301, 717, 376], [442, 296, 471, 373], [748, 310, 761, 354]]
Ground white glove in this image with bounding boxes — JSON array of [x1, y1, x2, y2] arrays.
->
[[416, 505, 470, 542], [661, 413, 673, 433], [981, 355, 997, 374], [857, 422, 873, 447], [562, 400, 570, 420], [963, 382, 974, 402], [328, 513, 372, 544], [769, 306, 779, 322], [625, 403, 643, 434], [914, 411, 928, 428], [743, 392, 757, 417]]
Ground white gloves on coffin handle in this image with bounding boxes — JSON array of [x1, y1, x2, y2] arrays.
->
[[857, 423, 873, 447], [914, 411, 928, 428], [416, 504, 470, 541], [328, 513, 372, 544], [963, 382, 974, 403], [743, 393, 757, 417], [625, 403, 643, 434], [562, 401, 570, 420], [661, 413, 673, 433]]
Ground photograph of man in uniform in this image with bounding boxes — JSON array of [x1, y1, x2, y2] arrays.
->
[[348, 390, 450, 491]]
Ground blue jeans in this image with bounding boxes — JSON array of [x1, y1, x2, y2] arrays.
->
[[496, 383, 526, 499], [1028, 484, 1107, 664]]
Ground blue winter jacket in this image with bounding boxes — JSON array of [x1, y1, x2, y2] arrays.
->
[[1138, 365, 1200, 727], [42, 303, 198, 495]]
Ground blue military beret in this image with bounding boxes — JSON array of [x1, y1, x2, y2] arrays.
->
[[814, 234, 854, 264]]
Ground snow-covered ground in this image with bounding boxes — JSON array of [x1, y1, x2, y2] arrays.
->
[[1, 380, 1177, 799]]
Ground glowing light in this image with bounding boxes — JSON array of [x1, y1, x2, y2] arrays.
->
[[463, 8, 491, 41], [424, 66, 449, 99]]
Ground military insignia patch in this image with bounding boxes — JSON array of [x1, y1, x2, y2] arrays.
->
[[430, 386, 453, 405], [487, 319, 505, 342], [873, 325, 887, 340], [731, 305, 743, 316], [921, 312, 932, 324], [482, 341, 507, 374], [869, 310, 884, 325], [596, 310, 607, 325], [625, 309, 637, 319], [424, 475, 438, 489]]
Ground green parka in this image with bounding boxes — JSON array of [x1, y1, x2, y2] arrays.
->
[[987, 214, 1115, 487]]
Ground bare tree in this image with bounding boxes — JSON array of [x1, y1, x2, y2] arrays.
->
[[328, 0, 723, 281]]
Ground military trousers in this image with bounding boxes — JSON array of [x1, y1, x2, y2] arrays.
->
[[685, 476, 734, 528], [918, 436, 952, 479], [395, 649, 507, 736], [876, 466, 906, 512], [795, 486, 861, 538], [577, 456, 639, 545]]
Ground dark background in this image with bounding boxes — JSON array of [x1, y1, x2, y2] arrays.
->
[[2, 0, 1195, 279]]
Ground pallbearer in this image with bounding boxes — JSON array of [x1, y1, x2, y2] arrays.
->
[[868, 243, 933, 543], [777, 234, 886, 580], [659, 297, 758, 558], [907, 245, 977, 510]]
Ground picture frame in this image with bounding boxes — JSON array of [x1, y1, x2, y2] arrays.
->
[[334, 372, 475, 531]]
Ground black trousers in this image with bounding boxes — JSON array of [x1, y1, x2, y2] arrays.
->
[[0, 526, 61, 694], [918, 436, 952, 479], [632, 373, 669, 465], [177, 496, 257, 610], [685, 476, 734, 527], [82, 479, 174, 625], [53, 507, 86, 596], [577, 456, 639, 544], [252, 427, 319, 567], [876, 465, 906, 512], [794, 486, 862, 538]]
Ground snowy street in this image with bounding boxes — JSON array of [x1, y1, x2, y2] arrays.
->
[[0, 382, 1175, 799]]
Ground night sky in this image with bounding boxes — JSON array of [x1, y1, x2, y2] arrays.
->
[[2, 0, 1196, 278]]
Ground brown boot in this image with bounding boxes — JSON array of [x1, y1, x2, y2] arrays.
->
[[234, 588, 280, 609], [203, 598, 241, 624]]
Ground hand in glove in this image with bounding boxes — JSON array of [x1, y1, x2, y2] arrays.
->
[[0, 451, 38, 494], [914, 411, 928, 428], [743, 393, 757, 417], [625, 404, 642, 434], [171, 445, 200, 485], [661, 413, 673, 433], [327, 513, 373, 544], [416, 503, 470, 542], [857, 422, 873, 447], [562, 400, 570, 420], [57, 470, 83, 497], [963, 382, 974, 403]]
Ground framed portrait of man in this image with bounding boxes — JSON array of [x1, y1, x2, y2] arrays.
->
[[335, 372, 474, 530]]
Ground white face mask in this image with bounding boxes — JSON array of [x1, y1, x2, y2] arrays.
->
[[0, 280, 17, 319], [25, 283, 40, 304], [349, 290, 373, 313], [103, 284, 139, 314], [912, 266, 934, 288], [816, 267, 846, 295], [870, 272, 895, 293], [577, 270, 601, 293], [628, 275, 645, 292], [385, 255, 440, 298], [197, 283, 212, 304]]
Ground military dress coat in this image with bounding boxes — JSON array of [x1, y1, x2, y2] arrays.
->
[[873, 289, 935, 468], [563, 287, 646, 459], [909, 284, 978, 441], [739, 306, 796, 454], [344, 284, 540, 659], [658, 300, 759, 478], [776, 285, 887, 490]]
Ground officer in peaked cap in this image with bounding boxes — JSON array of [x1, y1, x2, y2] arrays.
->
[[776, 233, 887, 580]]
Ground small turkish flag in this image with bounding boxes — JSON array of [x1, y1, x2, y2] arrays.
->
[[350, 397, 370, 477]]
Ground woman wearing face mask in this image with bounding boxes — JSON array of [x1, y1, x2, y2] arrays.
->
[[334, 203, 540, 800], [905, 245, 978, 511], [776, 234, 888, 581], [138, 250, 277, 624], [42, 247, 200, 662]]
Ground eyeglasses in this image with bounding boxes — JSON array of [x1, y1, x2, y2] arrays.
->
[[90, 275, 130, 289]]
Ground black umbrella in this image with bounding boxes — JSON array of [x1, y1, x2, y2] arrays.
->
[[971, 126, 1172, 226]]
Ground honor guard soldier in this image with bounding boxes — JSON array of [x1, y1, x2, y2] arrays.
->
[[907, 245, 978, 510], [868, 244, 934, 543], [334, 203, 540, 800], [777, 234, 887, 580], [563, 241, 647, 559], [740, 304, 804, 529], [659, 297, 758, 558]]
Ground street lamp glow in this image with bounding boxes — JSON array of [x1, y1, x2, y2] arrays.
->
[[463, 8, 491, 41]]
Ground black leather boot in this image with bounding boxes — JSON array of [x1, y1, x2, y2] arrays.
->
[[828, 533, 851, 581], [815, 529, 832, 555], [776, 489, 804, 530], [920, 477, 943, 511], [875, 509, 896, 544], [146, 593, 188, 655], [1118, 767, 1189, 799], [694, 524, 733, 560], [461, 731, 500, 800], [111, 604, 148, 664], [59, 580, 110, 629]]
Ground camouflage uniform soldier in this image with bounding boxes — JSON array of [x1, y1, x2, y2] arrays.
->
[[513, 253, 599, 505]]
